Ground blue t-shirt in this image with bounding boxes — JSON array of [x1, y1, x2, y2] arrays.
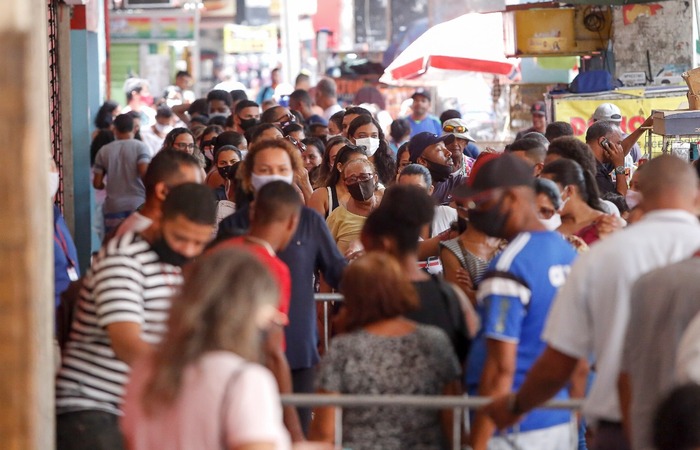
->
[[218, 205, 347, 370], [406, 115, 442, 137], [467, 231, 577, 432], [54, 205, 80, 309]]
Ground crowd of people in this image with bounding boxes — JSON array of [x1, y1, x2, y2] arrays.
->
[[51, 72, 700, 450]]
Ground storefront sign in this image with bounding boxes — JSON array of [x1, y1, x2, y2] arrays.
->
[[110, 14, 196, 41], [554, 95, 688, 155], [223, 24, 277, 54]]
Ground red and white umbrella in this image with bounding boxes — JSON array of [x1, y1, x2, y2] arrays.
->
[[380, 13, 517, 86]]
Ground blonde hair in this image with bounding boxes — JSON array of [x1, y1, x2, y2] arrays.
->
[[142, 248, 279, 414]]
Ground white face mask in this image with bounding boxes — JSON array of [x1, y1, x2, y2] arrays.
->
[[154, 123, 172, 134], [250, 172, 294, 192], [208, 107, 231, 119], [49, 172, 60, 198], [355, 137, 380, 157], [625, 189, 642, 209], [539, 213, 561, 231]]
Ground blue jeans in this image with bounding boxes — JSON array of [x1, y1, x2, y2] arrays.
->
[[56, 410, 124, 450]]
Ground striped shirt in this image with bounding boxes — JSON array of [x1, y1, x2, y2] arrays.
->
[[56, 232, 181, 415]]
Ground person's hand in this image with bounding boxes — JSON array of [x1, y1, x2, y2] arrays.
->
[[455, 268, 476, 302], [603, 140, 625, 167], [295, 166, 311, 187], [481, 394, 524, 429], [344, 240, 365, 262], [594, 214, 624, 239]]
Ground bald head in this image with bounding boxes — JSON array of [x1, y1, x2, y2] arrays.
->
[[638, 155, 699, 211]]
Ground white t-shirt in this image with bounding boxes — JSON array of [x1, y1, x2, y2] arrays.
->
[[122, 351, 290, 450], [114, 211, 153, 238], [139, 127, 166, 156], [431, 205, 457, 238], [542, 210, 700, 422]]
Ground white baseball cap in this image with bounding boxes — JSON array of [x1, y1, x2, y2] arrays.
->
[[442, 118, 476, 142], [592, 103, 622, 123]]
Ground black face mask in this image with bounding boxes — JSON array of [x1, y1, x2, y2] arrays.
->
[[424, 159, 453, 183], [239, 117, 259, 131], [467, 196, 510, 239], [347, 179, 375, 202], [151, 237, 191, 267], [217, 165, 235, 180]]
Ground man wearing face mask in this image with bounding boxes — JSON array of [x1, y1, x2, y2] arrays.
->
[[408, 131, 460, 205], [233, 99, 261, 134], [122, 78, 156, 128], [56, 183, 217, 450], [113, 150, 203, 238], [140, 105, 175, 156], [452, 154, 578, 450], [206, 89, 233, 120]]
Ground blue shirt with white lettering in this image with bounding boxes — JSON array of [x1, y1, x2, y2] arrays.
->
[[467, 231, 577, 432]]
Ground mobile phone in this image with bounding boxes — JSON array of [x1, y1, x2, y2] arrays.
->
[[601, 138, 610, 150]]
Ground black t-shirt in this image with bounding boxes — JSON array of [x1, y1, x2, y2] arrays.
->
[[407, 276, 470, 366], [595, 160, 618, 195]]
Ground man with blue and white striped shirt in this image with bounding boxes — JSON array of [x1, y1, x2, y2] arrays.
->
[[456, 154, 578, 450], [56, 184, 217, 450]]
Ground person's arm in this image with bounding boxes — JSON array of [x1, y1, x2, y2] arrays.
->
[[137, 161, 149, 180], [470, 339, 518, 450], [93, 171, 106, 190], [308, 394, 337, 444], [621, 115, 652, 156], [440, 247, 476, 304], [171, 103, 190, 125], [105, 322, 152, 366], [295, 167, 314, 205], [263, 324, 305, 442], [482, 346, 579, 429], [312, 210, 347, 290], [603, 140, 627, 196], [618, 372, 633, 442], [307, 188, 328, 216]]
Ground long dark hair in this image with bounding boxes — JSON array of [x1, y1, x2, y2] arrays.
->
[[94, 100, 119, 130], [541, 158, 604, 212], [142, 249, 278, 414], [347, 114, 396, 185], [326, 144, 368, 188], [318, 136, 351, 186]]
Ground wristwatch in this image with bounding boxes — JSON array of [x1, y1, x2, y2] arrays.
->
[[614, 166, 626, 175]]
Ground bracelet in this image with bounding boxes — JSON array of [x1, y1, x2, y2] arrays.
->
[[507, 392, 524, 415]]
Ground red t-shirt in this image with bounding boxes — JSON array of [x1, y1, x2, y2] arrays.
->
[[217, 237, 291, 318]]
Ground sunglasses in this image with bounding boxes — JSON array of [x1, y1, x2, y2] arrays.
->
[[286, 136, 306, 153], [443, 124, 468, 134], [276, 113, 296, 128]]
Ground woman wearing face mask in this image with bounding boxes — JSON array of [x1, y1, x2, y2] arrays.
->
[[347, 115, 396, 186], [326, 158, 381, 255], [205, 131, 247, 190], [198, 124, 224, 171], [121, 250, 295, 450], [308, 144, 368, 219], [534, 178, 589, 253], [212, 145, 242, 202], [541, 158, 623, 245], [440, 198, 503, 305]]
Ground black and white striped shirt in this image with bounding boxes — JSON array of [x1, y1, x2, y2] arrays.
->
[[56, 232, 181, 415]]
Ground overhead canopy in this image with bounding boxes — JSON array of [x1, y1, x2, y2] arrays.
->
[[561, 0, 669, 4]]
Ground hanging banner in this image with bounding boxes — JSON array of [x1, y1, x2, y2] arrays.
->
[[553, 95, 687, 155], [223, 24, 278, 54], [111, 14, 196, 41]]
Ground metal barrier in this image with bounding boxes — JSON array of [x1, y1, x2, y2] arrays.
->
[[282, 393, 583, 450], [315, 293, 344, 353]]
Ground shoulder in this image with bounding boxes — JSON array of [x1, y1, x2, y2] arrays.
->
[[415, 324, 453, 347], [492, 232, 533, 272]]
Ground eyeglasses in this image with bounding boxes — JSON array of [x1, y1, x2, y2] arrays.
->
[[275, 113, 296, 128], [538, 207, 556, 220], [173, 142, 195, 151], [286, 136, 306, 153], [344, 173, 373, 184], [443, 124, 468, 134]]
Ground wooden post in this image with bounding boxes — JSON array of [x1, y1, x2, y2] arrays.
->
[[0, 0, 54, 448]]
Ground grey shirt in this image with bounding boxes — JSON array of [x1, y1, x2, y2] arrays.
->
[[317, 325, 460, 450], [93, 139, 151, 214], [622, 257, 700, 450]]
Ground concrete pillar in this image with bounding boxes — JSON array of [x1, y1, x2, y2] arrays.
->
[[0, 0, 54, 448], [70, 4, 102, 271]]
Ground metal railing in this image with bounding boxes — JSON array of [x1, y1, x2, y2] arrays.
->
[[315, 293, 344, 353], [281, 393, 583, 450]]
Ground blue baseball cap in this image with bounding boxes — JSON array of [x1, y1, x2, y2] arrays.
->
[[408, 132, 455, 163]]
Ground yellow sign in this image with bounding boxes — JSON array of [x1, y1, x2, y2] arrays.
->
[[553, 96, 688, 156], [514, 9, 576, 54], [223, 24, 277, 54]]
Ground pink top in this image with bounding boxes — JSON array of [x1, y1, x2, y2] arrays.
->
[[121, 351, 291, 450]]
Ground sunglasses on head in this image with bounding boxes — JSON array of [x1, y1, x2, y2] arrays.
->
[[276, 113, 296, 128], [443, 124, 468, 134], [286, 136, 306, 153]]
